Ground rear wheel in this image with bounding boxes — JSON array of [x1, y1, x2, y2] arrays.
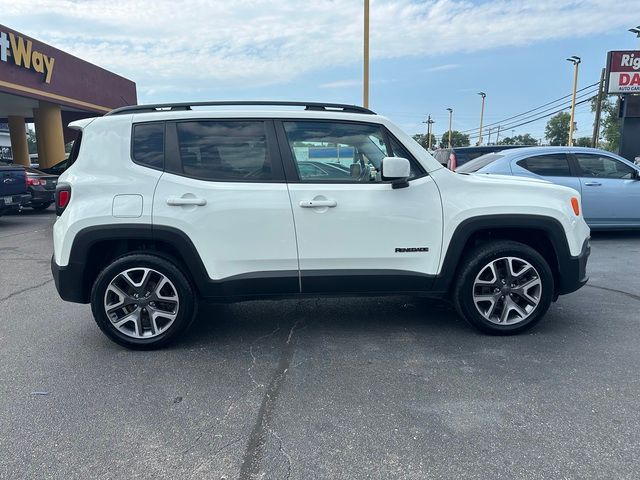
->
[[453, 241, 554, 335], [90, 254, 197, 349]]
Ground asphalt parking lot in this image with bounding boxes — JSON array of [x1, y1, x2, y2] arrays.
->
[[1, 210, 639, 479]]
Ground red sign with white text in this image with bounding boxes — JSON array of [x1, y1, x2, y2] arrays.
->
[[607, 50, 640, 94]]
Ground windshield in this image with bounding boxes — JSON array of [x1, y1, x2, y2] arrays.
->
[[456, 153, 504, 173]]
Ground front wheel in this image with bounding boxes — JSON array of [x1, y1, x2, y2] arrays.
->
[[90, 254, 197, 349], [452, 241, 554, 335]]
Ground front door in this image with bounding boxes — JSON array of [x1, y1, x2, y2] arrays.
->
[[152, 119, 299, 295], [573, 152, 640, 227], [277, 119, 443, 294]]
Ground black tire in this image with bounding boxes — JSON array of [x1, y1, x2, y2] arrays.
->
[[31, 203, 52, 210], [452, 240, 554, 335], [90, 254, 197, 349]]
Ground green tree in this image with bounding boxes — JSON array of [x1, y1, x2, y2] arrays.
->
[[412, 133, 437, 150], [575, 136, 591, 147], [498, 133, 538, 146], [591, 96, 620, 152], [545, 112, 571, 146], [438, 130, 470, 148]]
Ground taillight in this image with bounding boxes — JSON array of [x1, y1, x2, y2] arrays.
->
[[27, 177, 44, 186], [55, 185, 71, 216], [449, 153, 457, 170]]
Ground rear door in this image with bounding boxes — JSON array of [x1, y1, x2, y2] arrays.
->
[[277, 119, 443, 294], [152, 119, 299, 295], [573, 152, 640, 226]]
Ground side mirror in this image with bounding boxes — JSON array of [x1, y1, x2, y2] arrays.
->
[[381, 156, 411, 189], [632, 169, 640, 180]]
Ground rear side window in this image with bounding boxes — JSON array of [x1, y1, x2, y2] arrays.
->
[[176, 121, 271, 181], [517, 154, 571, 177], [66, 132, 82, 168], [132, 123, 164, 169]]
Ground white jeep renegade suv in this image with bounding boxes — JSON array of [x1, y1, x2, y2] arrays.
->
[[51, 101, 590, 349]]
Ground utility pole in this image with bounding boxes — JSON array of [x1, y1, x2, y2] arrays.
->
[[592, 67, 605, 148], [495, 125, 501, 144], [477, 92, 486, 145], [422, 115, 435, 150], [566, 56, 581, 146], [363, 0, 370, 108], [446, 108, 453, 148]]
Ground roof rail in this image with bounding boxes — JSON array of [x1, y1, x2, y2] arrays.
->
[[105, 101, 376, 116]]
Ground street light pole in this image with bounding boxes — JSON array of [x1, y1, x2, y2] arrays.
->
[[363, 0, 370, 108], [567, 56, 581, 146], [446, 108, 453, 148], [477, 92, 486, 146]]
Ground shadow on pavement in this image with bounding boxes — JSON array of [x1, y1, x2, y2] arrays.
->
[[175, 295, 478, 350]]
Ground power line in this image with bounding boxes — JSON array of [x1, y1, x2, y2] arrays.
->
[[467, 95, 596, 142], [459, 82, 599, 134], [462, 88, 598, 136]]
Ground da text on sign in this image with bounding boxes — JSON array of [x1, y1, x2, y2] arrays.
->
[[607, 51, 640, 94]]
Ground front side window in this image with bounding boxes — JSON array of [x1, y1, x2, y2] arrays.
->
[[176, 121, 272, 181], [517, 154, 571, 177], [132, 123, 164, 169], [575, 154, 635, 179], [283, 121, 422, 182]]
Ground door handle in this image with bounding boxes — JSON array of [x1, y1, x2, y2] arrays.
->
[[299, 199, 337, 208], [584, 182, 602, 187], [167, 196, 207, 206]]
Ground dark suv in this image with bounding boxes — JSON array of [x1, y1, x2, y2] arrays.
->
[[434, 145, 530, 170]]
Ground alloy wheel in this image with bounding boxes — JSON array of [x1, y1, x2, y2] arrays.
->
[[103, 267, 180, 339], [472, 256, 542, 325]]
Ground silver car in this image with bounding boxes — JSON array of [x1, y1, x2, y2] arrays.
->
[[457, 146, 640, 230]]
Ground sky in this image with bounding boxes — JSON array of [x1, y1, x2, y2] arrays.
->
[[3, 0, 639, 143]]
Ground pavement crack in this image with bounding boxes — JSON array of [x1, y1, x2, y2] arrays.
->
[[178, 326, 283, 462], [248, 326, 280, 389], [586, 283, 640, 302], [0, 279, 53, 303], [238, 321, 301, 480], [269, 428, 292, 480], [189, 436, 243, 476]]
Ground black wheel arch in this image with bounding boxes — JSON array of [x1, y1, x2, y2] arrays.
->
[[432, 214, 580, 296], [62, 224, 210, 303]]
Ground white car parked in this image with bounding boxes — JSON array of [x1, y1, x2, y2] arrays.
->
[[51, 101, 590, 349]]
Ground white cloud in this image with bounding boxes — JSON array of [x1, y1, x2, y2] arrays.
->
[[3, 0, 636, 100], [426, 64, 461, 72], [320, 79, 363, 89]]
